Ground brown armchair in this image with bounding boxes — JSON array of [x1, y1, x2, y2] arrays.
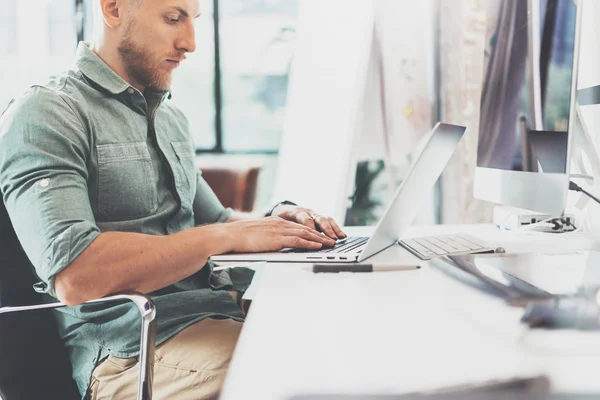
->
[[200, 164, 261, 212]]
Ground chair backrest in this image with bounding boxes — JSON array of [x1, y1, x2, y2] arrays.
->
[[0, 198, 80, 400], [200, 165, 261, 212]]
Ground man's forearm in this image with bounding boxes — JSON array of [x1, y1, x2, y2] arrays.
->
[[224, 205, 290, 222], [225, 210, 261, 222], [55, 225, 232, 306], [224, 201, 304, 222]]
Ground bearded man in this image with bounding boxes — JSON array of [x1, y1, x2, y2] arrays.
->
[[0, 0, 345, 398]]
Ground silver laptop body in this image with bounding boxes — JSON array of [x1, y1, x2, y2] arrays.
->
[[211, 122, 466, 263]]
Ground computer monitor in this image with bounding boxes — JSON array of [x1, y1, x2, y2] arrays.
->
[[473, 0, 582, 215]]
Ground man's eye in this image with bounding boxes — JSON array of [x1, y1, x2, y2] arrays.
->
[[165, 16, 180, 24]]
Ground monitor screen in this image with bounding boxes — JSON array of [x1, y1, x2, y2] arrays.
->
[[476, 0, 577, 174]]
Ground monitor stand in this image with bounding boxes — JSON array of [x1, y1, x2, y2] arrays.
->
[[494, 104, 600, 234]]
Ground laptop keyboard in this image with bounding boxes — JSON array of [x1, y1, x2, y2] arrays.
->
[[280, 237, 369, 254], [399, 234, 492, 260], [280, 234, 490, 259]]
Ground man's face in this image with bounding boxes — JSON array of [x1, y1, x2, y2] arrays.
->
[[117, 0, 200, 91]]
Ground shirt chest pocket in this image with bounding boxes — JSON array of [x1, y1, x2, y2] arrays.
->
[[96, 142, 158, 220], [170, 141, 197, 199]]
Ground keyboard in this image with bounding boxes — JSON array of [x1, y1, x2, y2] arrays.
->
[[280, 237, 369, 254], [399, 233, 494, 260]]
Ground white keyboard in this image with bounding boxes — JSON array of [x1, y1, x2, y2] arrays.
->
[[398, 233, 494, 260]]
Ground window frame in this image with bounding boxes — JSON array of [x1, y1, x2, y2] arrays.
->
[[77, 0, 285, 155], [202, 0, 282, 155], [83, 0, 281, 155]]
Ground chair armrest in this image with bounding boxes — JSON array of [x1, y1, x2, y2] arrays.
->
[[0, 292, 156, 400]]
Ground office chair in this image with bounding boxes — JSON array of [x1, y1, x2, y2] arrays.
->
[[0, 198, 157, 400], [200, 165, 261, 212]]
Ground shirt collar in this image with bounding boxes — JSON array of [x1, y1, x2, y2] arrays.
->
[[74, 42, 172, 110], [75, 42, 132, 95]]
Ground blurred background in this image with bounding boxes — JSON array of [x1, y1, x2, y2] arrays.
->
[[1, 0, 577, 227]]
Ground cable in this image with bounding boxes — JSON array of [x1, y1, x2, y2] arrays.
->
[[569, 181, 600, 206], [495, 208, 578, 233], [516, 215, 577, 233]]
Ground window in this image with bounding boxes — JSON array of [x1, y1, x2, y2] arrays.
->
[[1, 0, 299, 154], [48, 0, 77, 56], [175, 0, 300, 153], [0, 0, 17, 57], [0, 0, 77, 112], [169, 0, 217, 150], [218, 0, 298, 152]]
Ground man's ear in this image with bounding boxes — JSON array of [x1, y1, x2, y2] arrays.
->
[[99, 0, 124, 28]]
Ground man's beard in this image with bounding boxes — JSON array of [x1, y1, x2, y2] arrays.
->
[[118, 38, 172, 92]]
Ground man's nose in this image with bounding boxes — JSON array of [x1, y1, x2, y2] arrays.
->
[[177, 21, 196, 54]]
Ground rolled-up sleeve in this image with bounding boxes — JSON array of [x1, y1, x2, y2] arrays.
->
[[0, 86, 101, 297], [192, 173, 233, 225]]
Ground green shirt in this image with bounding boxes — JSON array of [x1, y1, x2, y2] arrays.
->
[[0, 43, 252, 397]]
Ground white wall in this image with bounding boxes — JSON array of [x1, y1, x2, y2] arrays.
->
[[570, 0, 600, 230], [438, 0, 490, 224], [272, 0, 437, 225], [577, 0, 600, 89], [356, 0, 436, 225], [1, 0, 77, 111], [271, 0, 375, 222]]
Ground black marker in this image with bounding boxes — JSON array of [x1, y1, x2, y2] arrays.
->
[[312, 263, 421, 273]]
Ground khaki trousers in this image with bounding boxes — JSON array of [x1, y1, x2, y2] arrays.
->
[[88, 318, 243, 400]]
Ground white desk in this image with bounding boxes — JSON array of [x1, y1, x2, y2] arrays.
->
[[220, 225, 600, 400]]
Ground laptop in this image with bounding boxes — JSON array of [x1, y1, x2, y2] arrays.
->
[[211, 122, 467, 263]]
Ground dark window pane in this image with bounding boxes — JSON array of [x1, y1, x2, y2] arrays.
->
[[542, 0, 577, 131]]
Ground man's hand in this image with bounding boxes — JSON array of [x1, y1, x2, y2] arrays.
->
[[220, 217, 336, 253], [270, 205, 347, 240]]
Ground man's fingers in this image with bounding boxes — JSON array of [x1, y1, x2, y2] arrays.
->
[[295, 211, 316, 230], [283, 236, 326, 249], [329, 219, 347, 239], [263, 215, 337, 249], [295, 228, 335, 246], [315, 216, 339, 240]]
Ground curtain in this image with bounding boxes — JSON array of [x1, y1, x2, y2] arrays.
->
[[477, 0, 529, 170]]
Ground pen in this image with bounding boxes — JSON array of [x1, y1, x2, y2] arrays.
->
[[312, 263, 421, 273]]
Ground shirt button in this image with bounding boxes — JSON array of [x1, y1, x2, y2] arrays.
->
[[39, 178, 50, 188], [127, 88, 135, 94]]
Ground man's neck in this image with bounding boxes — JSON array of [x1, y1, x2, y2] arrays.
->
[[89, 41, 145, 93]]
